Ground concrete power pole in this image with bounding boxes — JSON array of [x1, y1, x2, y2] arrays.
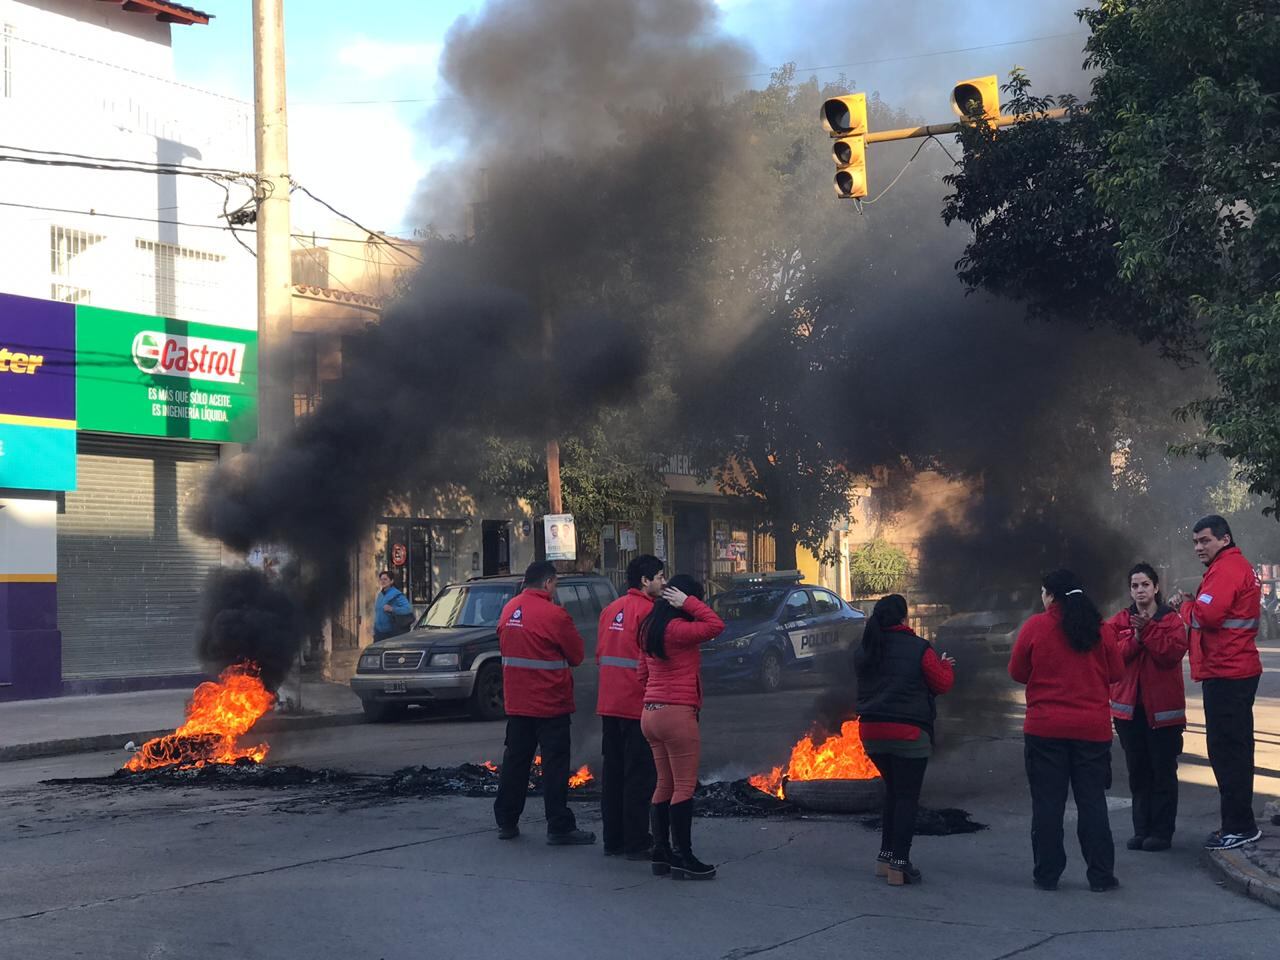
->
[[252, 0, 293, 440]]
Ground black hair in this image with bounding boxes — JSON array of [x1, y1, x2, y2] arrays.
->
[[1193, 514, 1234, 545], [522, 560, 558, 590], [1042, 569, 1102, 653], [853, 593, 909, 679], [641, 574, 704, 660], [627, 554, 665, 589], [378, 570, 393, 580], [1127, 562, 1163, 605]]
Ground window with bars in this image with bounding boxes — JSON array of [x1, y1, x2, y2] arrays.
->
[[135, 238, 227, 320], [291, 245, 329, 287], [50, 226, 105, 303]]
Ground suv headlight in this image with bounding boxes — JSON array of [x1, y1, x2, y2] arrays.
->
[[358, 653, 382, 670], [430, 652, 461, 669]]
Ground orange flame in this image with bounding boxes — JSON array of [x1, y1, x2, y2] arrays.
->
[[749, 719, 879, 798], [480, 761, 499, 773], [569, 764, 594, 788], [124, 664, 275, 772]]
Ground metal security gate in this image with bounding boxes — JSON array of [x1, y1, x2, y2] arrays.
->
[[57, 435, 223, 679]]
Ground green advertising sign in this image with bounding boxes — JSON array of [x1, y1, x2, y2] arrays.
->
[[76, 306, 258, 442]]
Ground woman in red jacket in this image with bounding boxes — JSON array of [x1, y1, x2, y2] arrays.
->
[[638, 574, 724, 880], [1108, 563, 1189, 852], [1009, 569, 1124, 893]]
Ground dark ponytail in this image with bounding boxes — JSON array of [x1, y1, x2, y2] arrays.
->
[[641, 574, 705, 660], [853, 593, 908, 678], [1043, 569, 1102, 653]]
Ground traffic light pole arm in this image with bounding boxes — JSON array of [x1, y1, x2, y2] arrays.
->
[[865, 107, 1069, 145]]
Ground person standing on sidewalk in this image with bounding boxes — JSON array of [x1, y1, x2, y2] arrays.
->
[[596, 555, 665, 859], [1108, 563, 1189, 852], [1169, 515, 1264, 851], [493, 561, 595, 845], [373, 570, 413, 642], [854, 594, 955, 886], [638, 574, 725, 880], [1009, 570, 1124, 893]]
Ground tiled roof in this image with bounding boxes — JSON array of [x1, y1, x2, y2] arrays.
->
[[94, 1, 212, 27]]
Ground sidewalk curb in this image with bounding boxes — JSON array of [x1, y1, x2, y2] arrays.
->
[[1203, 847, 1280, 910], [0, 712, 366, 763]]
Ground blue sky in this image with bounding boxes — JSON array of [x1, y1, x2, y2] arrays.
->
[[173, 1, 1089, 236]]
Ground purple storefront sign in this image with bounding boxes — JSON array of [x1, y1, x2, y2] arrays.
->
[[0, 293, 76, 423]]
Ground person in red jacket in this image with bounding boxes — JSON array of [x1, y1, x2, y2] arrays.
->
[[1169, 515, 1264, 850], [596, 554, 665, 858], [855, 594, 955, 886], [638, 574, 724, 880], [493, 561, 595, 845], [1009, 569, 1124, 893], [1107, 563, 1189, 852]]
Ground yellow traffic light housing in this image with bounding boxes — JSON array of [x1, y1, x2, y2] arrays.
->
[[951, 75, 1001, 123], [821, 93, 868, 199]]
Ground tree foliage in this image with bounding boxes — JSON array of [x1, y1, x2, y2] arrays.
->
[[942, 0, 1280, 512], [850, 538, 912, 597]]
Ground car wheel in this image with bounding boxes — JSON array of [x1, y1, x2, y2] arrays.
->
[[758, 649, 784, 694], [469, 662, 506, 721], [361, 700, 406, 723]]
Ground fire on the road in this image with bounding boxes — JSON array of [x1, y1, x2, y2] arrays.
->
[[479, 756, 595, 787], [124, 664, 275, 772], [749, 719, 879, 798]]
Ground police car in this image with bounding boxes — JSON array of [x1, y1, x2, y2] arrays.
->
[[701, 571, 865, 693]]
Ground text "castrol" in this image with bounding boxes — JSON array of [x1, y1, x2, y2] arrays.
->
[[132, 331, 243, 385]]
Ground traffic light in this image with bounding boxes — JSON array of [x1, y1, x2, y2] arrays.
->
[[950, 75, 1001, 123], [820, 92, 868, 199]]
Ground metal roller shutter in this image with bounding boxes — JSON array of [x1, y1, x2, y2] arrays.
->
[[57, 435, 223, 679]]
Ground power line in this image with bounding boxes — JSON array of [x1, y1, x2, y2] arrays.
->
[[290, 180, 424, 264]]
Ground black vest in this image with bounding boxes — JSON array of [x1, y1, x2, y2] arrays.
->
[[855, 631, 936, 735]]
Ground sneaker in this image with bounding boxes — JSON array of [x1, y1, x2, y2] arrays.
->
[[547, 828, 597, 845], [1204, 829, 1262, 851], [1089, 876, 1120, 893], [1141, 837, 1171, 852], [1125, 835, 1146, 851], [497, 825, 519, 840]]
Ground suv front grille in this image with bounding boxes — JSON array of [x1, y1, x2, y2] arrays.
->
[[382, 650, 425, 671]]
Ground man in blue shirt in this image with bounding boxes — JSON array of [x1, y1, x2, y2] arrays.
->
[[374, 570, 413, 641]]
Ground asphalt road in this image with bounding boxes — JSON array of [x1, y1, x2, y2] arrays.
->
[[0, 650, 1277, 959]]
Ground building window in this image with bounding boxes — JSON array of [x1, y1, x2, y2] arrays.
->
[[135, 238, 226, 320], [50, 226, 105, 303], [291, 245, 329, 287]]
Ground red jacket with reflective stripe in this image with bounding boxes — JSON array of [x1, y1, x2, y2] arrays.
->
[[1179, 546, 1262, 682], [1106, 605, 1188, 729], [638, 597, 725, 709], [1009, 606, 1124, 742], [596, 589, 654, 719], [498, 588, 584, 718]]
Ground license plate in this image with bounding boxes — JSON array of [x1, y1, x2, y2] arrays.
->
[[383, 681, 407, 694]]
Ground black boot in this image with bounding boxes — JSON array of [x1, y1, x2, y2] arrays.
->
[[650, 802, 672, 876], [669, 800, 716, 880]]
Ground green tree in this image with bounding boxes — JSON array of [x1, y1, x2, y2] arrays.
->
[[942, 0, 1280, 512]]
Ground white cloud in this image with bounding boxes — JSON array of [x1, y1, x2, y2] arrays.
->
[[335, 38, 443, 81]]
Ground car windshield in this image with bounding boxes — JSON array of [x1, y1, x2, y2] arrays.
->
[[711, 589, 788, 622], [956, 589, 1033, 613], [419, 584, 515, 628]]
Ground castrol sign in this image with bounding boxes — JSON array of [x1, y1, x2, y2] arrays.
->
[[132, 331, 244, 384]]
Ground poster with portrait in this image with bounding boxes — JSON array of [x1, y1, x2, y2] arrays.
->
[[544, 513, 577, 561]]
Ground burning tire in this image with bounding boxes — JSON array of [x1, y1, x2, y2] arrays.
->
[[469, 662, 506, 721], [783, 777, 884, 814]]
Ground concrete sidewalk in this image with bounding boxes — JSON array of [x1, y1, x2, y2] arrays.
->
[[1206, 802, 1280, 909], [0, 678, 364, 762]]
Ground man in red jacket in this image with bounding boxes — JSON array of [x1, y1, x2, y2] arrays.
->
[[494, 561, 595, 845], [1171, 515, 1264, 850], [596, 554, 665, 858]]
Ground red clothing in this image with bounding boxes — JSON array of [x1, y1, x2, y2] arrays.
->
[[596, 588, 655, 720], [638, 597, 725, 709], [498, 588, 584, 718], [859, 634, 955, 742], [1009, 606, 1123, 742], [1107, 605, 1188, 729], [1179, 546, 1262, 682]]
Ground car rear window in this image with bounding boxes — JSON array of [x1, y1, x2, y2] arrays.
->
[[712, 589, 787, 622]]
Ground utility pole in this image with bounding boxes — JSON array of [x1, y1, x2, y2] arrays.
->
[[252, 0, 293, 441]]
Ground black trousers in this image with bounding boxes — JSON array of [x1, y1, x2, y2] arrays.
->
[[1114, 703, 1183, 841], [1024, 735, 1115, 888], [1202, 675, 1260, 835], [601, 716, 657, 853], [867, 753, 929, 861], [493, 714, 577, 835]]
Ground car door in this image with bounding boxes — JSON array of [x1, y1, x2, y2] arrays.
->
[[803, 588, 847, 657], [778, 589, 817, 662]]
